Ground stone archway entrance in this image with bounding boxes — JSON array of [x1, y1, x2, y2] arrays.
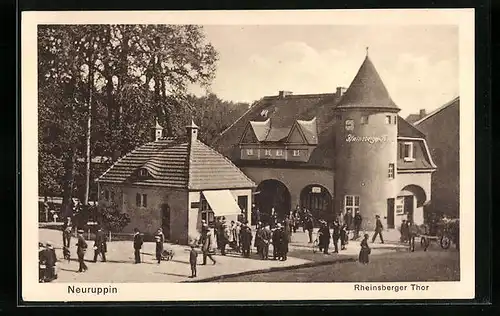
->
[[255, 179, 291, 224], [395, 185, 427, 228], [300, 184, 333, 223]]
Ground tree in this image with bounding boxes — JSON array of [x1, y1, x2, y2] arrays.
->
[[38, 25, 218, 214], [98, 204, 131, 235]]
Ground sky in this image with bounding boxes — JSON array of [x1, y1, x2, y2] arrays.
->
[[190, 25, 458, 118]]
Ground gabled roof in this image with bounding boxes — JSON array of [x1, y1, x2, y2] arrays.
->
[[97, 137, 255, 190], [336, 56, 399, 111], [405, 114, 422, 125], [249, 119, 271, 142], [265, 127, 290, 142], [414, 96, 459, 126]]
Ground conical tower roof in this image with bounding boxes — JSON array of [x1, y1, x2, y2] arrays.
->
[[337, 54, 399, 111]]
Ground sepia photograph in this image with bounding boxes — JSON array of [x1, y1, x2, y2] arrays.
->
[[22, 9, 475, 301]]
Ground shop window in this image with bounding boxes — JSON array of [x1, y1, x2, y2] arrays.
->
[[388, 163, 395, 179], [200, 197, 215, 225], [276, 149, 283, 156], [344, 195, 360, 215]]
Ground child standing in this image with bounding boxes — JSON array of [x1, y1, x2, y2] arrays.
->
[[189, 244, 198, 278]]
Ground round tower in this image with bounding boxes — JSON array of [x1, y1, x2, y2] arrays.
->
[[333, 51, 400, 231]]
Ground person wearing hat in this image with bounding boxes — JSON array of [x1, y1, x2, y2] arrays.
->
[[133, 228, 143, 264], [239, 223, 252, 258], [371, 215, 384, 244], [359, 233, 371, 264], [260, 224, 272, 260], [43, 242, 58, 281], [277, 223, 289, 261], [332, 219, 341, 253], [76, 229, 88, 272], [62, 217, 72, 249], [271, 223, 281, 260], [201, 228, 216, 265], [154, 228, 164, 264], [93, 226, 107, 263], [318, 220, 331, 255]]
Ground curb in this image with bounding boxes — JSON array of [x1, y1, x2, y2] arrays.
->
[[184, 256, 357, 283]]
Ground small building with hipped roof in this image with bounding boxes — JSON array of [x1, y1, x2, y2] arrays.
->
[[96, 121, 256, 245]]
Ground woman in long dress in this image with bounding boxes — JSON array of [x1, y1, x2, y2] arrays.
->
[[359, 233, 371, 264]]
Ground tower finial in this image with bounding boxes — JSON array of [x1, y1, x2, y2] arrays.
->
[[366, 46, 369, 57]]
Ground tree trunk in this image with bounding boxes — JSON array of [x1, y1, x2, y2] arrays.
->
[[61, 148, 76, 219], [84, 64, 93, 206]]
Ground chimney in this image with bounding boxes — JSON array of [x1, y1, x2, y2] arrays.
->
[[152, 118, 164, 141], [336, 86, 346, 98], [185, 120, 199, 145], [278, 91, 293, 98], [419, 109, 426, 119]]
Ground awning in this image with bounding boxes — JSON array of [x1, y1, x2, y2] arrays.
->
[[202, 190, 243, 217]]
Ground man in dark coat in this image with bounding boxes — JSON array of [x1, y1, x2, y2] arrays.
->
[[400, 220, 409, 243], [372, 215, 384, 243], [93, 226, 107, 262], [76, 229, 88, 272], [271, 224, 281, 260], [318, 221, 331, 254], [340, 223, 348, 250], [133, 228, 143, 263], [284, 214, 292, 242], [353, 210, 362, 240], [239, 223, 252, 258], [278, 225, 289, 261], [254, 223, 263, 257], [41, 242, 58, 281], [62, 217, 72, 248], [332, 219, 341, 253], [260, 224, 272, 260]]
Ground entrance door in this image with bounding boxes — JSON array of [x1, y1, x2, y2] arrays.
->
[[387, 198, 395, 229], [161, 204, 171, 240]]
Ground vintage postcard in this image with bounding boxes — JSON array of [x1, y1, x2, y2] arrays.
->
[[22, 9, 475, 302]]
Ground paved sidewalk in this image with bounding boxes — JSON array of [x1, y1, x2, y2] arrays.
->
[[39, 228, 405, 283]]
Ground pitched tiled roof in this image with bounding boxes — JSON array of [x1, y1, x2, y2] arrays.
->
[[405, 114, 422, 124], [265, 127, 290, 142], [414, 96, 459, 126], [337, 56, 399, 110], [97, 137, 255, 190]]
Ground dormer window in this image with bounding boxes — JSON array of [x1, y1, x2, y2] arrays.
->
[[138, 168, 149, 177], [403, 142, 415, 161], [246, 149, 254, 156]]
